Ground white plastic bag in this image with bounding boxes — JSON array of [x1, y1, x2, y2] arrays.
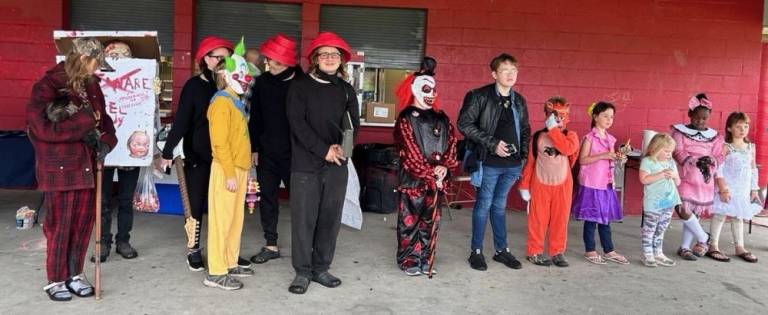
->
[[341, 161, 363, 230], [133, 167, 160, 212]]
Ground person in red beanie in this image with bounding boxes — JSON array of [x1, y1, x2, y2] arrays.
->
[[247, 34, 303, 264], [285, 31, 359, 294], [159, 36, 251, 272]]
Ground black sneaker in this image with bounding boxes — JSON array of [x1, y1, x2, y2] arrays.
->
[[468, 249, 488, 271], [89, 243, 110, 263], [115, 242, 138, 259], [237, 257, 252, 268], [551, 254, 569, 267], [527, 254, 553, 266], [187, 250, 205, 272], [493, 249, 523, 269]]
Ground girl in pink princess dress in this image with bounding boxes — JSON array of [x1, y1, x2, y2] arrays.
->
[[670, 93, 724, 261]]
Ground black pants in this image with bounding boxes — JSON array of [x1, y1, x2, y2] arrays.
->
[[290, 165, 348, 278], [183, 160, 211, 249], [100, 167, 140, 245], [258, 154, 291, 246]]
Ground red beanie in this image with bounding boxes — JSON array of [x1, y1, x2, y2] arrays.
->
[[195, 36, 234, 64], [260, 34, 297, 66], [305, 32, 352, 64]]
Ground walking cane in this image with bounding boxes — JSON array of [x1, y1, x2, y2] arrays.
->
[[94, 160, 103, 300], [426, 179, 442, 279]]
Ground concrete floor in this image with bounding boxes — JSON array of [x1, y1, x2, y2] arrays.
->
[[2, 189, 768, 315]]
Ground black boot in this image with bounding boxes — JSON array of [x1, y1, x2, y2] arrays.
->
[[115, 242, 138, 259]]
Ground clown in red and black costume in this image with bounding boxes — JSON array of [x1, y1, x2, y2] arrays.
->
[[394, 57, 458, 276]]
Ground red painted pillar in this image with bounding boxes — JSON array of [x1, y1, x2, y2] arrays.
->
[[171, 0, 195, 114], [757, 43, 768, 187]]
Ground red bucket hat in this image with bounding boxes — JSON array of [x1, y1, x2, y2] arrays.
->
[[260, 34, 297, 66], [195, 36, 234, 64], [306, 32, 352, 63]]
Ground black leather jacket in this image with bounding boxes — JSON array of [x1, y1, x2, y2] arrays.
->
[[457, 83, 530, 173]]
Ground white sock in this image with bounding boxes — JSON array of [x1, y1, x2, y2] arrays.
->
[[684, 217, 708, 244], [710, 214, 726, 248], [681, 226, 695, 250], [731, 219, 745, 247]]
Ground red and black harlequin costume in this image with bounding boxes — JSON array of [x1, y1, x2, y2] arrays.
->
[[394, 58, 458, 273], [519, 98, 579, 264]]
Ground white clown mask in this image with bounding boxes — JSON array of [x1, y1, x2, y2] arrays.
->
[[221, 37, 258, 95], [411, 75, 436, 109]]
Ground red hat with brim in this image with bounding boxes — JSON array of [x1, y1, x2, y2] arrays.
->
[[195, 36, 234, 64], [260, 34, 297, 66], [306, 32, 352, 64]]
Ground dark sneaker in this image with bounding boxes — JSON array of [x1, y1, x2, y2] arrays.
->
[[89, 243, 110, 263], [527, 254, 552, 266], [468, 249, 488, 271], [677, 248, 698, 261], [43, 282, 72, 302], [250, 247, 281, 264], [115, 242, 138, 259], [64, 274, 94, 297], [237, 257, 252, 268], [187, 250, 205, 272], [551, 254, 569, 267], [493, 249, 523, 269], [203, 274, 243, 291], [404, 266, 422, 276], [228, 266, 255, 277]]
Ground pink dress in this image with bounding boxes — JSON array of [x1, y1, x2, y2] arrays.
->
[[670, 124, 724, 216]]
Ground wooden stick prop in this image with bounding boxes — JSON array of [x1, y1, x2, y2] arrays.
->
[[427, 180, 442, 279], [94, 160, 103, 300]]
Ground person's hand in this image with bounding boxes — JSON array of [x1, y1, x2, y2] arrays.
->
[[545, 114, 559, 130], [661, 169, 674, 179], [719, 189, 731, 203], [251, 152, 259, 167], [225, 178, 238, 192], [751, 190, 761, 203], [434, 166, 448, 181], [159, 158, 173, 172], [325, 144, 345, 166], [520, 189, 531, 202], [96, 143, 111, 162], [604, 151, 618, 160], [495, 140, 511, 157], [699, 156, 714, 166]]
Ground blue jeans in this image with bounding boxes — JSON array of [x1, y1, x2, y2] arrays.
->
[[583, 221, 614, 253], [471, 165, 521, 251]]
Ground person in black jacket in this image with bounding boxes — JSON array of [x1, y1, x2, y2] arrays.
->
[[285, 32, 359, 294], [247, 34, 301, 264], [457, 53, 531, 272], [160, 36, 251, 272]]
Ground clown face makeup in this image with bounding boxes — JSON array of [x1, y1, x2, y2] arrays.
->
[[545, 101, 570, 127], [411, 75, 436, 109], [221, 37, 258, 95]]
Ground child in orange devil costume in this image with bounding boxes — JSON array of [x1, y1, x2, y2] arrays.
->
[[519, 96, 580, 267]]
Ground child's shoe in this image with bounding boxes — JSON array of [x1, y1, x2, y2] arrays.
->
[[654, 254, 676, 267], [203, 274, 243, 290]]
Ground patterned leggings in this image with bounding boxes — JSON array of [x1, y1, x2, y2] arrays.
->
[[641, 208, 673, 256]]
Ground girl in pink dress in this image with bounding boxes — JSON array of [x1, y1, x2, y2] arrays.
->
[[670, 93, 724, 261]]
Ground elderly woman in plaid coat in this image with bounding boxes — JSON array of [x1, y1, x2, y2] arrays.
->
[[27, 38, 117, 301]]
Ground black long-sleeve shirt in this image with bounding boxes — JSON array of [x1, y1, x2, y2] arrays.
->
[[286, 73, 360, 172], [248, 67, 302, 160], [162, 71, 217, 164]]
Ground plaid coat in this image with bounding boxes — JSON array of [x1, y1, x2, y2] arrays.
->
[[26, 62, 117, 191]]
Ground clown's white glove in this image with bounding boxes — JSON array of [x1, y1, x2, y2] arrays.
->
[[545, 114, 558, 130], [519, 189, 531, 202]]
